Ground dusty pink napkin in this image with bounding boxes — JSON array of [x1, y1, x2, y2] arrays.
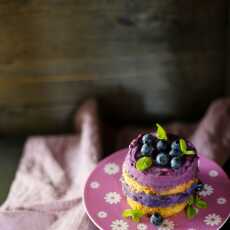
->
[[0, 98, 230, 230]]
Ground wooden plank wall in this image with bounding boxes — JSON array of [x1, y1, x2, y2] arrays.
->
[[0, 0, 227, 134]]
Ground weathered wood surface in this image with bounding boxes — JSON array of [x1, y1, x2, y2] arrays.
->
[[0, 0, 227, 134]]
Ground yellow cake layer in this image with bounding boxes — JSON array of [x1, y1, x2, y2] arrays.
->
[[127, 197, 187, 218], [122, 170, 197, 195]]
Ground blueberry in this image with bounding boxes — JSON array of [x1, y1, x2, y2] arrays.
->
[[156, 140, 168, 151], [142, 134, 154, 145], [169, 149, 180, 157], [171, 140, 180, 151], [156, 153, 169, 166], [190, 183, 198, 191], [150, 212, 163, 226], [141, 143, 154, 155], [170, 156, 182, 169], [196, 183, 204, 191]]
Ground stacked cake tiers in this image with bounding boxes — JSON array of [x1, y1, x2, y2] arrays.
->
[[121, 124, 204, 222]]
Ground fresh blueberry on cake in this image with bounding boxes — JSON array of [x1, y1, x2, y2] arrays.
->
[[122, 123, 208, 226]]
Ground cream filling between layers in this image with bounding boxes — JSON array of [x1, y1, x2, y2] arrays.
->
[[122, 170, 198, 195]]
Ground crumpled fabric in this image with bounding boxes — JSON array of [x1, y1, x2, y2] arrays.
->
[[0, 98, 229, 230]]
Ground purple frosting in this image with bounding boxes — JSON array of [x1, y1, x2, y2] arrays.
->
[[122, 182, 196, 207]]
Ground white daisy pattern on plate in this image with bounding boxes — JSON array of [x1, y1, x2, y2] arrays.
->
[[104, 192, 121, 204], [158, 219, 175, 230], [199, 184, 214, 197], [111, 219, 129, 230], [137, 223, 147, 230], [217, 197, 227, 205], [90, 181, 100, 189], [104, 163, 120, 175], [204, 213, 222, 226], [209, 170, 219, 177], [97, 211, 108, 218]]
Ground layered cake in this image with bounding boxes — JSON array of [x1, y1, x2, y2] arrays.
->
[[122, 124, 207, 226]]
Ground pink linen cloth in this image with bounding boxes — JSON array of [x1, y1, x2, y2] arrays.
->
[[0, 98, 230, 230]]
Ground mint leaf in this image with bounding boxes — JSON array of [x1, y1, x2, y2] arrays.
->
[[180, 139, 196, 155], [132, 216, 140, 222], [132, 209, 144, 216], [184, 150, 195, 155], [188, 196, 195, 205], [122, 209, 133, 218], [179, 138, 187, 153], [122, 209, 144, 222], [156, 123, 168, 140], [195, 197, 208, 209], [136, 157, 153, 171], [186, 205, 197, 219]]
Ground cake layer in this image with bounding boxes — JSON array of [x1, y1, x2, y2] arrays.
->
[[123, 154, 198, 191], [127, 197, 187, 218], [122, 182, 196, 207], [122, 170, 197, 195]]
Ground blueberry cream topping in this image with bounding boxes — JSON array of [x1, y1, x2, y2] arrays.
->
[[134, 123, 196, 172]]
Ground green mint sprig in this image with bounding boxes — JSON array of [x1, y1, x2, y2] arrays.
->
[[122, 209, 144, 222], [135, 156, 153, 172], [186, 195, 208, 219], [186, 205, 197, 219], [194, 196, 208, 209], [156, 123, 168, 140], [179, 139, 195, 155]]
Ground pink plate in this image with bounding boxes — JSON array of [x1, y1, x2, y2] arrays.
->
[[83, 149, 230, 230]]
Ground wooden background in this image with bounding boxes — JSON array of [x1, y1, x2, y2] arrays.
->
[[0, 0, 228, 135]]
